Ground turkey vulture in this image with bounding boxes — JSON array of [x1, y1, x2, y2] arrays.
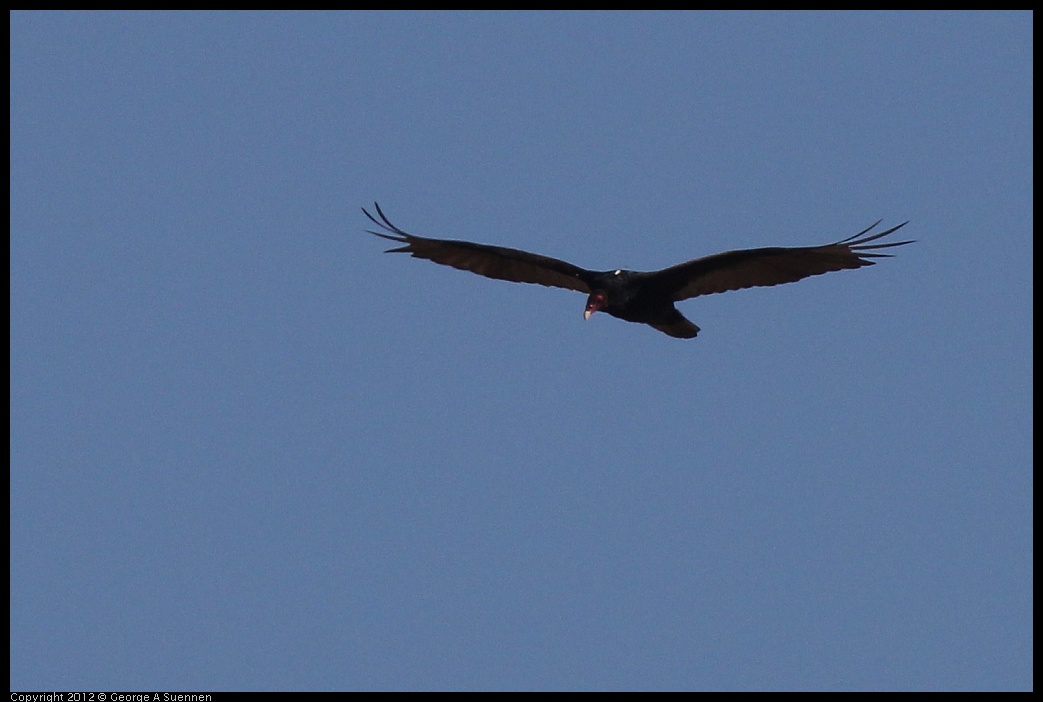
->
[[365, 203, 911, 339]]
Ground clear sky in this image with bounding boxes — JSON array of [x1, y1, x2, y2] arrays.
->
[[10, 11, 1032, 692]]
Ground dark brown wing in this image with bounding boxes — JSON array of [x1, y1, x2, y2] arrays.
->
[[364, 203, 592, 294], [648, 221, 913, 301]]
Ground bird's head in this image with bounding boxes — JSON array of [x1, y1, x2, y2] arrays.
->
[[584, 270, 632, 319], [584, 291, 608, 320]]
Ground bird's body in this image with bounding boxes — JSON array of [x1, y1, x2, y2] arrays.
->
[[365, 203, 912, 339], [576, 269, 703, 338]]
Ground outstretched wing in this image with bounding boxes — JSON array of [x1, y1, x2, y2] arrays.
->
[[364, 203, 592, 294], [647, 221, 913, 301]]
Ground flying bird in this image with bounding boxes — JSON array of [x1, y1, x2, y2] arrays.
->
[[364, 203, 912, 339]]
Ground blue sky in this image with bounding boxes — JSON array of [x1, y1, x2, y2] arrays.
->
[[10, 11, 1031, 691]]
